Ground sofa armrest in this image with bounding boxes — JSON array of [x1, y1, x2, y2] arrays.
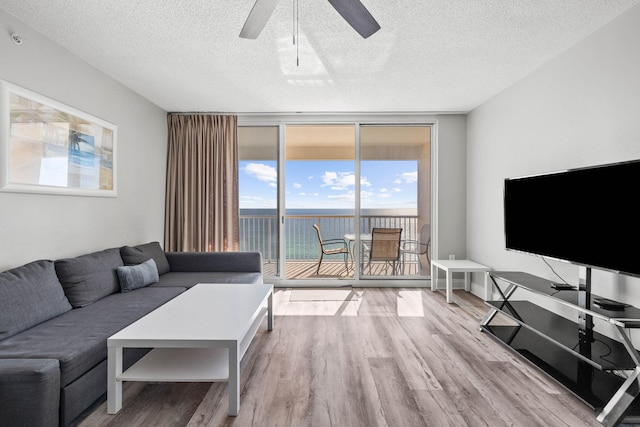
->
[[0, 359, 60, 427], [165, 252, 262, 273]]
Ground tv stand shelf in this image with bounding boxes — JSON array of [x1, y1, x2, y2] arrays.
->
[[481, 271, 640, 427], [485, 300, 635, 370], [484, 272, 640, 320]]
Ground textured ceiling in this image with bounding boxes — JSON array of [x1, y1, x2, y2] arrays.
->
[[1, 0, 639, 113]]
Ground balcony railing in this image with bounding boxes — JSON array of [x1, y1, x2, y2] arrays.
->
[[240, 214, 419, 263]]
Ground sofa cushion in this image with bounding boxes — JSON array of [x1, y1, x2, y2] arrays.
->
[[60, 348, 149, 426], [0, 286, 185, 387], [151, 271, 263, 288], [120, 242, 170, 275], [165, 251, 262, 273], [0, 359, 60, 427], [117, 259, 159, 292], [55, 248, 124, 308], [0, 260, 72, 341]]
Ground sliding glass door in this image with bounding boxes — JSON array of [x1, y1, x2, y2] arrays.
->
[[238, 120, 431, 282], [284, 125, 355, 279], [359, 125, 431, 277], [238, 126, 279, 276]]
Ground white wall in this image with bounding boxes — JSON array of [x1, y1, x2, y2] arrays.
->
[[0, 10, 168, 270], [467, 4, 640, 304], [435, 114, 467, 262]]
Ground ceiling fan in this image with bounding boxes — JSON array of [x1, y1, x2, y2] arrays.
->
[[239, 0, 381, 39]]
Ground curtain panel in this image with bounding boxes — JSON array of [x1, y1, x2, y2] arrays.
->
[[165, 114, 239, 252]]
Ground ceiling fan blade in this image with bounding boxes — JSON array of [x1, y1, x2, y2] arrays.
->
[[240, 0, 280, 39], [326, 0, 380, 38]]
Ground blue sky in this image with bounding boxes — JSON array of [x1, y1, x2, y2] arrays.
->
[[239, 160, 418, 210]]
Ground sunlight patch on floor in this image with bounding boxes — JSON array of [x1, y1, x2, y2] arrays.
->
[[273, 289, 363, 316], [396, 290, 425, 317], [289, 289, 354, 301]]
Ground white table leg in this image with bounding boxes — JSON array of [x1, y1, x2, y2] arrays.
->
[[267, 291, 274, 331], [228, 343, 240, 416], [107, 346, 122, 414], [431, 263, 437, 292], [446, 270, 453, 303], [464, 272, 470, 292]]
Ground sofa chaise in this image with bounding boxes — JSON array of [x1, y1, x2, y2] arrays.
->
[[0, 242, 262, 427]]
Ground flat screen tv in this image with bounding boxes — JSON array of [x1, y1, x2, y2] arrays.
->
[[504, 159, 640, 278]]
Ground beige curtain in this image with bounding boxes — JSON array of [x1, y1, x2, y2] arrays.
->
[[164, 114, 239, 252]]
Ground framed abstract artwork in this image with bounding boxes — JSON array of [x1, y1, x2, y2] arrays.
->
[[0, 80, 117, 197]]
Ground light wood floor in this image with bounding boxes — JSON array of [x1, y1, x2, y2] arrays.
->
[[76, 288, 603, 427]]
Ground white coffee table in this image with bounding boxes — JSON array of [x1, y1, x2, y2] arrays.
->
[[431, 260, 491, 303], [107, 283, 274, 416]]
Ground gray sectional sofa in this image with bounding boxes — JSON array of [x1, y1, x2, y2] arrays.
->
[[0, 242, 262, 427]]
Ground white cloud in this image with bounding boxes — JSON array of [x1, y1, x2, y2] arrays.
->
[[239, 194, 276, 209], [399, 171, 418, 184], [322, 171, 338, 185], [328, 191, 356, 201], [240, 195, 264, 201], [360, 190, 375, 199], [322, 171, 371, 190], [293, 182, 302, 189], [243, 163, 277, 184]]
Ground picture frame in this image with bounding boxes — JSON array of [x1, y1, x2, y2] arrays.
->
[[0, 80, 117, 197]]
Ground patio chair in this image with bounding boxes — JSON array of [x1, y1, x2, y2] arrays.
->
[[401, 224, 430, 274], [362, 228, 403, 275], [313, 224, 350, 274]]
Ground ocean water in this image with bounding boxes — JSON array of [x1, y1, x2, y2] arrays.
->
[[240, 209, 418, 261]]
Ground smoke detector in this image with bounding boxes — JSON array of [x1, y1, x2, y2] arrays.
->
[[11, 33, 24, 45]]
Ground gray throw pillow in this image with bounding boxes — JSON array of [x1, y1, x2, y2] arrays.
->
[[54, 248, 123, 308], [0, 260, 72, 340], [116, 259, 159, 293], [120, 242, 170, 275]]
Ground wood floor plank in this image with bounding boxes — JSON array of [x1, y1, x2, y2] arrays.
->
[[308, 317, 386, 427], [76, 288, 607, 427], [105, 382, 210, 427], [485, 362, 599, 426], [72, 382, 147, 427], [426, 334, 510, 426], [368, 356, 427, 426], [184, 383, 226, 427], [393, 334, 443, 391]]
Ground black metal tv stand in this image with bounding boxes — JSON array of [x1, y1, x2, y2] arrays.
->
[[480, 270, 640, 427]]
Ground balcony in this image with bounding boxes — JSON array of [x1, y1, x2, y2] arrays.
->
[[240, 213, 428, 279]]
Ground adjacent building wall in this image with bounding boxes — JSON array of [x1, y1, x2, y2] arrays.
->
[[467, 4, 640, 305], [0, 10, 167, 270]]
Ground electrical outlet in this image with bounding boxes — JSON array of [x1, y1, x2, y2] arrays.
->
[[449, 254, 455, 260]]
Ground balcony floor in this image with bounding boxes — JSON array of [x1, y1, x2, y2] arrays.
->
[[262, 261, 429, 279]]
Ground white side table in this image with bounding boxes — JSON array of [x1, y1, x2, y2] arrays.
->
[[430, 260, 491, 303]]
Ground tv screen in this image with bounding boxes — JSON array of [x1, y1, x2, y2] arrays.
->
[[504, 159, 640, 277]]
